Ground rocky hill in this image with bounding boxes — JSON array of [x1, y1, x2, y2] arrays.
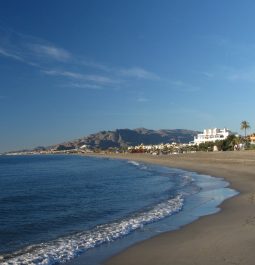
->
[[49, 128, 200, 151]]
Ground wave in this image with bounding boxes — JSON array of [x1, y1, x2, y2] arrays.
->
[[127, 160, 140, 166], [127, 160, 148, 170], [181, 175, 194, 185], [2, 195, 184, 265]]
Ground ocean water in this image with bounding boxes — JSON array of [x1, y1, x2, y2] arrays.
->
[[0, 155, 238, 265]]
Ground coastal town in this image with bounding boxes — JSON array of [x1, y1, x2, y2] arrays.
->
[[4, 124, 255, 156]]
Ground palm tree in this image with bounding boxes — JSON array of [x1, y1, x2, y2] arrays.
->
[[240, 120, 250, 138]]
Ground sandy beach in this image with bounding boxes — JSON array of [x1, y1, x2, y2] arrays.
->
[[99, 151, 255, 265]]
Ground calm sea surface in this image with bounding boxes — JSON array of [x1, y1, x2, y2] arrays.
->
[[0, 155, 237, 265]]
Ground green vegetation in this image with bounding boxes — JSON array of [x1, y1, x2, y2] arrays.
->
[[241, 120, 250, 138], [196, 121, 254, 152], [196, 134, 251, 152], [198, 141, 215, 152]]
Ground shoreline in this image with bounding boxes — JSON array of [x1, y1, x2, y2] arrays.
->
[[96, 151, 255, 265]]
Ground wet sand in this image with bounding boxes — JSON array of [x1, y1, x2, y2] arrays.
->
[[100, 151, 255, 265]]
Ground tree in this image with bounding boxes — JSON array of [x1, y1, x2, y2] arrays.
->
[[215, 140, 224, 151], [198, 141, 214, 152], [215, 135, 241, 151], [241, 120, 250, 138]]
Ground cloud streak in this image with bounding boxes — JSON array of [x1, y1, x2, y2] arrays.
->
[[42, 69, 119, 85], [227, 68, 255, 83], [137, 97, 149, 102], [0, 47, 24, 61], [28, 43, 72, 62], [120, 67, 159, 80], [67, 83, 103, 90], [170, 80, 200, 92], [0, 26, 161, 90], [200, 71, 215, 78], [0, 26, 72, 64]]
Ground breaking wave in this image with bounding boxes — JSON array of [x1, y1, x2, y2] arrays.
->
[[2, 195, 183, 265], [127, 160, 140, 167]]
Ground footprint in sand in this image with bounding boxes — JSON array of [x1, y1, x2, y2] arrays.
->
[[244, 216, 255, 226], [248, 193, 255, 204]]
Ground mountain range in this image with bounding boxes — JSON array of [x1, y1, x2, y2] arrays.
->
[[42, 128, 200, 151]]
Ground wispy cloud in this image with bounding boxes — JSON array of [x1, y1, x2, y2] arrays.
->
[[42, 69, 119, 85], [84, 74, 118, 84], [0, 26, 162, 90], [42, 69, 83, 79], [82, 62, 160, 81], [215, 64, 255, 83], [170, 80, 200, 92], [28, 43, 72, 62], [0, 47, 24, 61], [200, 71, 215, 78], [82, 61, 112, 72], [120, 67, 159, 80], [0, 27, 72, 67], [68, 83, 103, 90], [227, 68, 255, 83], [171, 80, 186, 86], [137, 97, 149, 103]]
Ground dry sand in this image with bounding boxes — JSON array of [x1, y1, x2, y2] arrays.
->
[[100, 151, 255, 265]]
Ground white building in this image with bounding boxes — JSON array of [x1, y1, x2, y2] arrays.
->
[[194, 128, 232, 145]]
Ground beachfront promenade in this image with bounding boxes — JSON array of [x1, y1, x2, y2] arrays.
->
[[101, 151, 255, 265]]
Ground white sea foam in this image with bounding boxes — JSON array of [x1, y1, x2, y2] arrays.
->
[[2, 195, 183, 265], [182, 175, 194, 184], [127, 160, 140, 166], [127, 160, 148, 170]]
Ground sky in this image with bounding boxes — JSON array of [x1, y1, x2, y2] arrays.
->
[[1, 0, 255, 152]]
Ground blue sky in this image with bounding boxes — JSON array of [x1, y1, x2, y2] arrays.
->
[[1, 0, 255, 152]]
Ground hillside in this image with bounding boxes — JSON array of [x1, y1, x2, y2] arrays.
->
[[48, 128, 200, 151]]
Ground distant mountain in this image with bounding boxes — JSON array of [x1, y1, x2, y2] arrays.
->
[[49, 128, 200, 151]]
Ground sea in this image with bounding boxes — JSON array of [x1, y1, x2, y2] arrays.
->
[[0, 155, 238, 265]]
